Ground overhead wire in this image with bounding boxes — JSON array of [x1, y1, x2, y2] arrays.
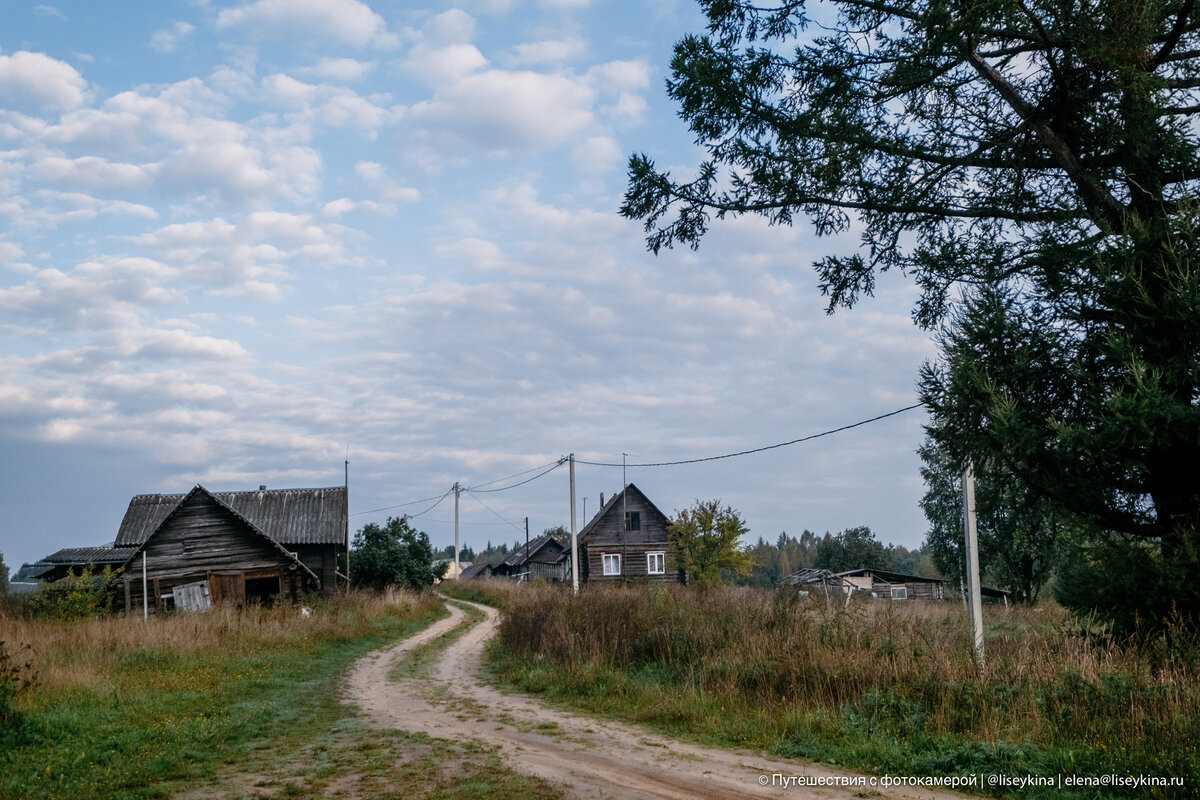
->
[[575, 403, 924, 468], [465, 489, 523, 531], [466, 457, 566, 491], [465, 457, 567, 493]]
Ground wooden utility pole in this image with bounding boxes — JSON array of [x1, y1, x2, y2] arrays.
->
[[453, 482, 461, 579], [142, 551, 148, 621], [524, 516, 530, 582], [962, 462, 985, 666], [345, 457, 351, 590], [570, 454, 579, 595]]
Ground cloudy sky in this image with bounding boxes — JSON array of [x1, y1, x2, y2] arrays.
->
[[0, 0, 937, 573]]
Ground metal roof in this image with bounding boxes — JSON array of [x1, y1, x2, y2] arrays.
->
[[43, 546, 139, 565], [115, 485, 348, 547]]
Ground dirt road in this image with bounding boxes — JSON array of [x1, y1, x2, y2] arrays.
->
[[343, 598, 975, 800]]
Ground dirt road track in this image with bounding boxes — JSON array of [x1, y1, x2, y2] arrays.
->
[[344, 598, 975, 800]]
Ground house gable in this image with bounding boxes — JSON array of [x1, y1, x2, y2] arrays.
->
[[577, 484, 681, 584], [122, 485, 318, 612]]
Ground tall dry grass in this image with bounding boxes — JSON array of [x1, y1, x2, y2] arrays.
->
[[481, 582, 1199, 790], [1, 588, 440, 705]]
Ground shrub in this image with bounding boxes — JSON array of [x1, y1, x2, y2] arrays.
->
[[27, 565, 122, 621]]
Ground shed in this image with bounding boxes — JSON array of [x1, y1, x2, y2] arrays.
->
[[115, 485, 347, 591], [495, 534, 565, 582], [120, 485, 321, 613], [576, 484, 683, 584], [28, 546, 138, 583]]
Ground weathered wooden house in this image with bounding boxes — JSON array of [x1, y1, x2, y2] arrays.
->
[[782, 567, 1009, 603], [494, 534, 565, 582], [114, 485, 346, 613], [576, 484, 683, 584], [115, 484, 347, 590]]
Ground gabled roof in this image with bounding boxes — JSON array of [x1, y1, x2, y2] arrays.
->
[[577, 483, 671, 540], [115, 485, 347, 547], [130, 485, 320, 583], [499, 534, 563, 568]]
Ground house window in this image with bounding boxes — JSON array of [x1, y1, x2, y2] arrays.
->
[[602, 553, 621, 576], [890, 586, 908, 600], [624, 511, 640, 531], [647, 551, 665, 575]]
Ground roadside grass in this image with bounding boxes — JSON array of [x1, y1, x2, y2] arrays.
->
[[0, 589, 559, 800], [451, 581, 1199, 799]]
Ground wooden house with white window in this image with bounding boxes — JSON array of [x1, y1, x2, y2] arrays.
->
[[576, 484, 683, 584]]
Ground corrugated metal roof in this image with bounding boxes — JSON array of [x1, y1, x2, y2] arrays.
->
[[44, 546, 139, 564], [115, 486, 347, 547]]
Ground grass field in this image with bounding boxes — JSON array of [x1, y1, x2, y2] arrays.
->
[[442, 580, 1200, 799], [0, 589, 558, 800]]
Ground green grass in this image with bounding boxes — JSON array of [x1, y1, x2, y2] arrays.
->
[[390, 600, 485, 682], [0, 591, 559, 800]]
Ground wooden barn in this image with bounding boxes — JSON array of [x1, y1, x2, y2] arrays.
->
[[494, 534, 565, 582], [115, 484, 347, 592], [576, 484, 683, 584], [115, 485, 342, 613]]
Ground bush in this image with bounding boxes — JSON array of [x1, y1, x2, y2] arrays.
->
[[0, 640, 37, 730], [27, 565, 122, 621]]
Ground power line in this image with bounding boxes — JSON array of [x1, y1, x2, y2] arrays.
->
[[465, 458, 567, 493], [352, 490, 452, 517], [465, 489, 523, 531], [576, 403, 924, 468], [406, 488, 455, 520], [466, 458, 566, 491]]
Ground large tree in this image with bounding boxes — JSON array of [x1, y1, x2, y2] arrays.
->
[[668, 500, 755, 585], [350, 517, 446, 592], [624, 1, 1200, 628]]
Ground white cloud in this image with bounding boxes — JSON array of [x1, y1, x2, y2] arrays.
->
[[505, 37, 588, 66], [217, 0, 398, 48], [0, 51, 88, 113], [411, 69, 595, 148], [27, 155, 155, 191], [298, 57, 376, 82], [150, 22, 196, 54]]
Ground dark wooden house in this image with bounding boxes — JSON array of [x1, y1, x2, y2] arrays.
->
[[118, 485, 331, 613], [115, 484, 347, 591], [576, 484, 683, 584], [494, 534, 565, 582]]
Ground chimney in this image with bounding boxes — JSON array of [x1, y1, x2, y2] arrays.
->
[[259, 485, 267, 491], [600, 492, 605, 507]]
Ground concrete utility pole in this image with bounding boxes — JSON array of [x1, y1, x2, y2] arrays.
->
[[570, 454, 579, 595], [962, 462, 985, 666], [453, 482, 461, 578], [345, 457, 351, 590]]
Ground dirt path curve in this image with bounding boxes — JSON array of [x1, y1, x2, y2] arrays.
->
[[344, 598, 977, 800]]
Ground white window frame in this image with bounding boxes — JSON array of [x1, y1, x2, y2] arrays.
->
[[602, 553, 621, 576], [890, 586, 908, 600], [647, 551, 665, 575]]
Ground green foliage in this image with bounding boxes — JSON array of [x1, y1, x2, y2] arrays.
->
[[919, 431, 1067, 603], [0, 552, 8, 595], [813, 527, 892, 573], [350, 517, 447, 592], [626, 0, 1200, 635], [667, 500, 753, 586], [27, 565, 122, 621]]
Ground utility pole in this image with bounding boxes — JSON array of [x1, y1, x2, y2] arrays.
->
[[570, 454, 579, 595], [524, 516, 530, 582], [962, 462, 985, 666], [453, 482, 461, 579], [344, 456, 350, 591]]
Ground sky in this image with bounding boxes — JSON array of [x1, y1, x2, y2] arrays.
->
[[0, 0, 939, 573]]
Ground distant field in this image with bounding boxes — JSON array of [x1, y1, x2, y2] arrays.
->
[[443, 580, 1200, 799], [0, 589, 556, 800]]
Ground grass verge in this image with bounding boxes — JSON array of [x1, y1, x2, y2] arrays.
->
[[0, 589, 559, 800], [455, 581, 1199, 799]]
